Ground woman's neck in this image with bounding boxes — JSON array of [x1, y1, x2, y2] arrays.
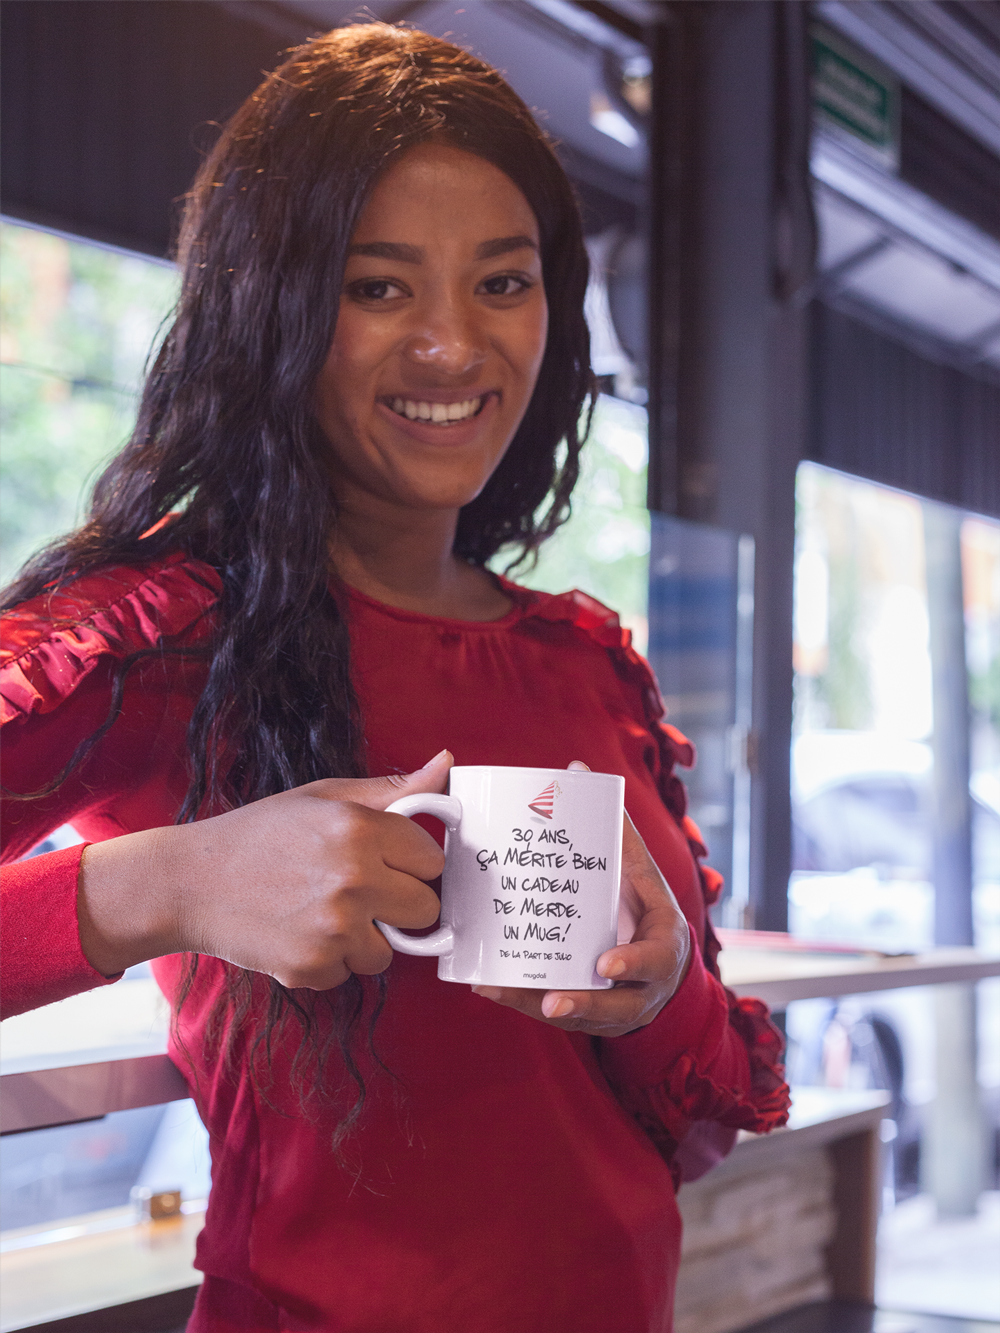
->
[[330, 505, 512, 622]]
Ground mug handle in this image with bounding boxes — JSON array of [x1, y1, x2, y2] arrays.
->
[[374, 792, 463, 957]]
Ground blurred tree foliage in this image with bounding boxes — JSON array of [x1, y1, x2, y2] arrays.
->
[[970, 656, 1000, 732], [820, 515, 874, 732], [792, 465, 875, 734], [0, 222, 178, 585], [496, 394, 650, 650]]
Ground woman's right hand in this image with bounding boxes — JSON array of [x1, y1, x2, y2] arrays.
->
[[77, 750, 452, 989]]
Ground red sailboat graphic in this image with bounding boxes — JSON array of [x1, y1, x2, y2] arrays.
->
[[528, 780, 560, 819]]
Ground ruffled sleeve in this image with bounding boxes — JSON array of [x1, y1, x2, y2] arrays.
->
[[0, 555, 221, 1015], [1, 553, 221, 728], [599, 929, 789, 1181], [507, 582, 790, 1172]]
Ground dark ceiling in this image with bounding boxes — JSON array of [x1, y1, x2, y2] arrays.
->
[[0, 0, 648, 258]]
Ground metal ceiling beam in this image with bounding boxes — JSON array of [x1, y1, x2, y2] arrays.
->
[[812, 133, 1000, 294], [573, 1, 647, 45]]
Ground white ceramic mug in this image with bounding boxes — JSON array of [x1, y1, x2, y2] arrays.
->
[[376, 765, 625, 990]]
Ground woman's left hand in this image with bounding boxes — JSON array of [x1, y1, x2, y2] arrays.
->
[[471, 798, 692, 1039]]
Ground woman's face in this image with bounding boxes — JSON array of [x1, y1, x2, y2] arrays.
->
[[314, 143, 548, 520]]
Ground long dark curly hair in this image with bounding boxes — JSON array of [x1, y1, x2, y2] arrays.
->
[[2, 23, 593, 1143]]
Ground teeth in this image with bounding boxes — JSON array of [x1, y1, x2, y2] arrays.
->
[[387, 396, 482, 425]]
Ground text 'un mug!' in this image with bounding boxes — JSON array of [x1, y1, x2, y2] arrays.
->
[[376, 765, 625, 989]]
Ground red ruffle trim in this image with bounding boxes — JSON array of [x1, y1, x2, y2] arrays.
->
[[0, 554, 221, 725], [610, 981, 790, 1185], [509, 584, 724, 955], [512, 583, 790, 1149], [726, 993, 792, 1126], [609, 983, 790, 1182]]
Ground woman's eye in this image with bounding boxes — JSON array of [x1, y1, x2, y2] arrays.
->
[[480, 274, 530, 298], [348, 279, 406, 302]]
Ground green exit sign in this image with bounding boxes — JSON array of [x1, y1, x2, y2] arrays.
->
[[812, 24, 899, 169]]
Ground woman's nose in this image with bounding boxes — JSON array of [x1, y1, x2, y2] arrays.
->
[[403, 305, 486, 379]]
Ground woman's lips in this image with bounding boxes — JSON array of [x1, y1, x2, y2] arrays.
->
[[375, 391, 498, 445]]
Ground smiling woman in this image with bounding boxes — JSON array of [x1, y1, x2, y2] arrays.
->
[[315, 144, 548, 619], [0, 22, 788, 1333]]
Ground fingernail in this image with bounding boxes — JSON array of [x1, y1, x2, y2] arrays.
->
[[599, 957, 626, 979], [472, 986, 501, 1001], [567, 760, 590, 771], [421, 749, 452, 769], [543, 996, 574, 1018]]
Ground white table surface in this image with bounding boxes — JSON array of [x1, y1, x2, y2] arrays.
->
[[719, 944, 1000, 1007]]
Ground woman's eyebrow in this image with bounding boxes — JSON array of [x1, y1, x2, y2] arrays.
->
[[348, 241, 422, 262], [346, 236, 539, 263], [476, 235, 538, 259]]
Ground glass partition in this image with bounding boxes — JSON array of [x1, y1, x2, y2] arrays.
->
[[645, 516, 755, 923]]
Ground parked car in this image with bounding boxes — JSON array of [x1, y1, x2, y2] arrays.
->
[[786, 731, 1000, 1200], [790, 731, 1000, 953]]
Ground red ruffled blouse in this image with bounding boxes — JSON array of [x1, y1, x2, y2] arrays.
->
[[1, 554, 789, 1333]]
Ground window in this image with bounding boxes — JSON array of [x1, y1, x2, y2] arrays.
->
[[0, 221, 205, 1259], [790, 461, 1000, 955], [785, 460, 1000, 1216], [0, 219, 178, 583]]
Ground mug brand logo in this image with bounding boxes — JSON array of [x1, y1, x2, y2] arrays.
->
[[528, 780, 561, 819]]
